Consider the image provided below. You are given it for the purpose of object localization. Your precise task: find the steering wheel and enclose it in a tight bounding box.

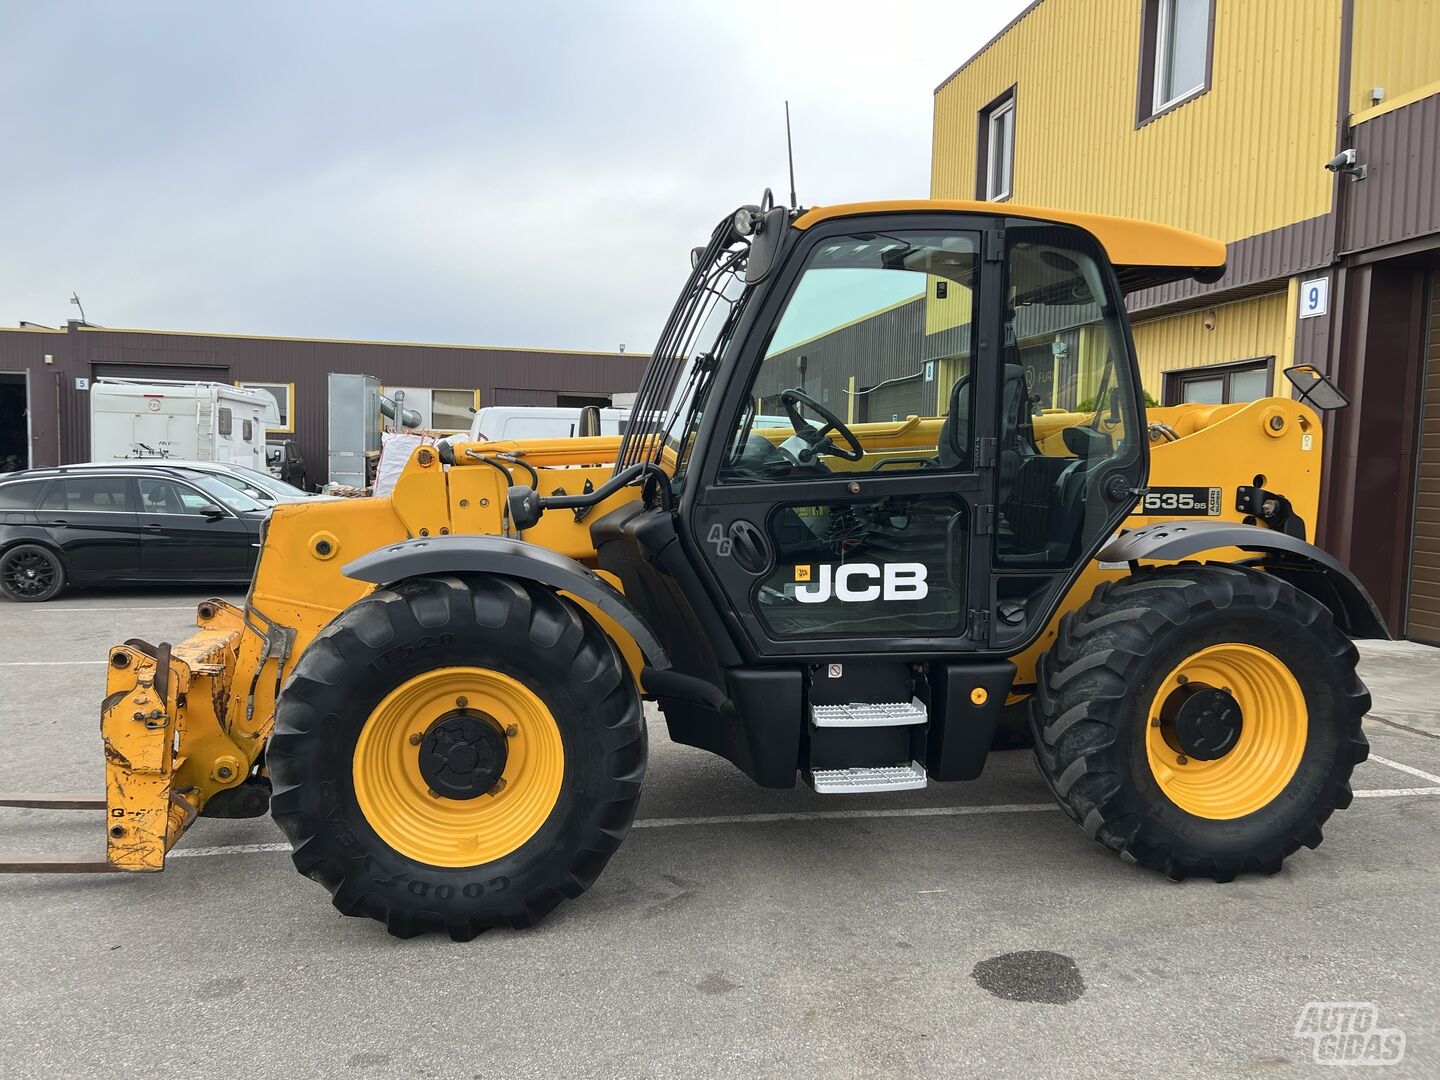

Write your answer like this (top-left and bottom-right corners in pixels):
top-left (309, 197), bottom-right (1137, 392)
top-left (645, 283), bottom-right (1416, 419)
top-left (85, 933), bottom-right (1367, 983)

top-left (779, 388), bottom-right (865, 463)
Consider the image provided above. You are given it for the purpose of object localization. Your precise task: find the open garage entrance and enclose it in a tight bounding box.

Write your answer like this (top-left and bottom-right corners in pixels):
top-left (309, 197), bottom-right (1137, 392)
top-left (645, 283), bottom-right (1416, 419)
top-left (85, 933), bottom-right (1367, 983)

top-left (0, 372), bottom-right (29, 473)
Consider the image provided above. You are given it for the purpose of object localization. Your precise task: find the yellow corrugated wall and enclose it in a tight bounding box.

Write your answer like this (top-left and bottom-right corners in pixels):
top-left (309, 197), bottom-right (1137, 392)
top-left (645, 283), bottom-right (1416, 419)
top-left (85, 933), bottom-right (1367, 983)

top-left (932, 0), bottom-right (1340, 244)
top-left (1350, 0), bottom-right (1440, 116)
top-left (1130, 291), bottom-right (1290, 400)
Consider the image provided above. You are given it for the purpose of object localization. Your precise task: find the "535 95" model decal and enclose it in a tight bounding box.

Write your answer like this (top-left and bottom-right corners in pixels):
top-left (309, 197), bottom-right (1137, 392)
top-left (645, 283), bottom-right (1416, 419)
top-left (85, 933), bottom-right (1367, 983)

top-left (1133, 486), bottom-right (1223, 516)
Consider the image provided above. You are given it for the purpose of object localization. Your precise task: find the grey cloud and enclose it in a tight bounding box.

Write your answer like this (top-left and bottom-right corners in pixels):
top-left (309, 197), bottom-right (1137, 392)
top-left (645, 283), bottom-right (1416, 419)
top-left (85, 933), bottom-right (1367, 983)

top-left (1, 1), bottom-right (1028, 350)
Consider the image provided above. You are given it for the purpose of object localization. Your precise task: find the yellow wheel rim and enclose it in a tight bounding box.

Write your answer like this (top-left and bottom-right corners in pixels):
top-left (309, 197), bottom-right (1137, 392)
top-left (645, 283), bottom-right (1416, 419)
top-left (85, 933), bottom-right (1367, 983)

top-left (352, 667), bottom-right (565, 867)
top-left (1144, 643), bottom-right (1307, 820)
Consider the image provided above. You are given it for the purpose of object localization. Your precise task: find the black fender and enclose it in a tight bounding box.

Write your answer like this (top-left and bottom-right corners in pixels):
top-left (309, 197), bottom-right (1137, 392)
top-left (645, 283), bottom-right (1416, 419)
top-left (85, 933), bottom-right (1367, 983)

top-left (1099, 520), bottom-right (1389, 639)
top-left (342, 535), bottom-right (671, 668)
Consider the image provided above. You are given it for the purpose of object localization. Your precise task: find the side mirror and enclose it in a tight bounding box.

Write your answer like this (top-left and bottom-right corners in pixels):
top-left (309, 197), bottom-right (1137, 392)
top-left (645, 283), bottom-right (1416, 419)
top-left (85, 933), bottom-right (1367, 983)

top-left (742, 206), bottom-right (789, 285)
top-left (507, 485), bottom-right (542, 530)
top-left (1283, 365), bottom-right (1349, 410)
top-left (578, 405), bottom-right (603, 438)
top-left (201, 507), bottom-right (226, 522)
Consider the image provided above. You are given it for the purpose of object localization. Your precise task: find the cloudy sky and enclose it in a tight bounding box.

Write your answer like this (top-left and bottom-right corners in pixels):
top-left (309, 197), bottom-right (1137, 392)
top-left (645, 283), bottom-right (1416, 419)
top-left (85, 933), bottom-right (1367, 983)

top-left (1, 2), bottom-right (1027, 352)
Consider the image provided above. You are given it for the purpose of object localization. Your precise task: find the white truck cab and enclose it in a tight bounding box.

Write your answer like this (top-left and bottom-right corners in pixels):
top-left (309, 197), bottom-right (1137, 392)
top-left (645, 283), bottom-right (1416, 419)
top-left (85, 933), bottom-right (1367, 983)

top-left (468, 406), bottom-right (629, 442)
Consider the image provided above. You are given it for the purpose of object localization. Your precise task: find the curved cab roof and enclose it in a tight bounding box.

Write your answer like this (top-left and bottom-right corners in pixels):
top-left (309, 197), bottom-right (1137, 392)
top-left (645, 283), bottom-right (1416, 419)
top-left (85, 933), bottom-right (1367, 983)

top-left (792, 199), bottom-right (1226, 292)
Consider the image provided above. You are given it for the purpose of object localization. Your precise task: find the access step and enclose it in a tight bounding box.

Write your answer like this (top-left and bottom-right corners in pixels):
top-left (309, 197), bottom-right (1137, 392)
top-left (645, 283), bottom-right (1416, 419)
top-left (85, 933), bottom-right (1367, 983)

top-left (810, 698), bottom-right (927, 728)
top-left (809, 761), bottom-right (927, 794)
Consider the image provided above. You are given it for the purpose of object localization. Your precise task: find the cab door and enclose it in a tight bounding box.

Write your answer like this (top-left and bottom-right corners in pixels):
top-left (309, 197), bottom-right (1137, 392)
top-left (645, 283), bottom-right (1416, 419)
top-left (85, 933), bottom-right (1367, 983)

top-left (685, 218), bottom-right (1003, 659)
top-left (683, 215), bottom-right (1148, 661)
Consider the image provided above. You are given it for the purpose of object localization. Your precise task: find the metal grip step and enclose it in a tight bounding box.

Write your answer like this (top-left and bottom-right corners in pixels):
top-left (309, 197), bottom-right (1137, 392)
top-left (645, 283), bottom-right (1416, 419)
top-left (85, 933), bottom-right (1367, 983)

top-left (809, 761), bottom-right (927, 794)
top-left (810, 698), bottom-right (927, 728)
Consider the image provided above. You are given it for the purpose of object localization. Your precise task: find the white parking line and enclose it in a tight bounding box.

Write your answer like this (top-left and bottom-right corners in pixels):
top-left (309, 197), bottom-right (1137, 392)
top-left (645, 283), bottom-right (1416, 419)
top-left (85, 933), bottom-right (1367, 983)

top-left (0, 661), bottom-right (109, 667)
top-left (1368, 753), bottom-right (1440, 786)
top-left (167, 804), bottom-right (1058, 859)
top-left (1352, 787), bottom-right (1440, 798)
top-left (169, 842), bottom-right (290, 859)
top-left (161, 789), bottom-right (1440, 860)
top-left (12, 606), bottom-right (203, 613)
top-left (630, 802), bottom-right (1057, 828)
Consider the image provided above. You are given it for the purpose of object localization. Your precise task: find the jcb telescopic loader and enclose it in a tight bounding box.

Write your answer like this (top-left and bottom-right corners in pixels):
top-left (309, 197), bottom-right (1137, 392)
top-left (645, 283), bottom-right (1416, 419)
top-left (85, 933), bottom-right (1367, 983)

top-left (2, 196), bottom-right (1385, 939)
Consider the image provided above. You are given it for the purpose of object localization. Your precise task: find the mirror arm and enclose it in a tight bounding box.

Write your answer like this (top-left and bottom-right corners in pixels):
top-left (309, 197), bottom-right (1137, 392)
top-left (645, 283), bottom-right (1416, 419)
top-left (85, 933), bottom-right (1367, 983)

top-left (506, 463), bottom-right (674, 530)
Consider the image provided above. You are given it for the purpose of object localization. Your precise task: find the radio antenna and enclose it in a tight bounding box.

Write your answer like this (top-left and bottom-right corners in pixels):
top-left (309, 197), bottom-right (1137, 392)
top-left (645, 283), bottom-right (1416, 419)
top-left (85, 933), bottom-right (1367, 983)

top-left (785, 100), bottom-right (798, 209)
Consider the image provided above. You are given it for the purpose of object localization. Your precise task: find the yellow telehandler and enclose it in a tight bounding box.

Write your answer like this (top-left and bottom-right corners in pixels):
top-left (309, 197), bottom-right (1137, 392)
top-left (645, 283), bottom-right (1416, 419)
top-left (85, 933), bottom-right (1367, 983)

top-left (1, 196), bottom-right (1384, 938)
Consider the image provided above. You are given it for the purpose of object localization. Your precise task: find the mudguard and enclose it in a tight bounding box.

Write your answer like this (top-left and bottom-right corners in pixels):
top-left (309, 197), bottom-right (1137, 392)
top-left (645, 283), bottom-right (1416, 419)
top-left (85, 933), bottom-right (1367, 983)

top-left (1100, 520), bottom-right (1389, 639)
top-left (342, 535), bottom-right (671, 668)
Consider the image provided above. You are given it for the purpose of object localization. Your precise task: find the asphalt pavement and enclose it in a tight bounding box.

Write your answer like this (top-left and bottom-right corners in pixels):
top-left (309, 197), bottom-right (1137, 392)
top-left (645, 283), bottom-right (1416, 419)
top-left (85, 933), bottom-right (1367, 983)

top-left (0, 588), bottom-right (1436, 1079)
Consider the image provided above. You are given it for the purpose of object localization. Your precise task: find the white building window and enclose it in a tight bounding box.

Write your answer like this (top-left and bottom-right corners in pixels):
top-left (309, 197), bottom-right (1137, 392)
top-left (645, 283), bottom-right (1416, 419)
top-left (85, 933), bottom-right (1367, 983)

top-left (1151, 0), bottom-right (1210, 114)
top-left (383, 386), bottom-right (478, 432)
top-left (981, 91), bottom-right (1015, 201)
top-left (238, 381), bottom-right (294, 432)
top-left (1164, 357), bottom-right (1273, 406)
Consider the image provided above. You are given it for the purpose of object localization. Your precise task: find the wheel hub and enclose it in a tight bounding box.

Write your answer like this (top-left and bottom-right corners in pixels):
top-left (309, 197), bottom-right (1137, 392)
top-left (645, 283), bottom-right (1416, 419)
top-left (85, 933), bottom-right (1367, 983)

top-left (1160, 683), bottom-right (1243, 761)
top-left (417, 713), bottom-right (508, 799)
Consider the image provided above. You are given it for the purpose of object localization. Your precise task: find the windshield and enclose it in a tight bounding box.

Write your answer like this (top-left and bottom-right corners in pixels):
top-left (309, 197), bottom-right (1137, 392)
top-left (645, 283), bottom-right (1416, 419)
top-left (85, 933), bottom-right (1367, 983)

top-left (210, 473), bottom-right (274, 501)
top-left (614, 212), bottom-right (756, 491)
top-left (225, 463), bottom-right (310, 498)
top-left (184, 472), bottom-right (268, 512)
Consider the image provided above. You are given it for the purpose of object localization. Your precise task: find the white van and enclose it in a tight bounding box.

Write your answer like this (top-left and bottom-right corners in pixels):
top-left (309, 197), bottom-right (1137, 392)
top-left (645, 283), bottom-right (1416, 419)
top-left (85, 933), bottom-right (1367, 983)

top-left (468, 406), bottom-right (629, 443)
top-left (89, 379), bottom-right (279, 471)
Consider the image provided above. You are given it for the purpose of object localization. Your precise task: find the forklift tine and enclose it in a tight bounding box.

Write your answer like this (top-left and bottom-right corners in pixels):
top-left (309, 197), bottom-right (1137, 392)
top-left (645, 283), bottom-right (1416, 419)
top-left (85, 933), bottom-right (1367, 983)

top-left (0, 853), bottom-right (119, 873)
top-left (0, 794), bottom-right (107, 810)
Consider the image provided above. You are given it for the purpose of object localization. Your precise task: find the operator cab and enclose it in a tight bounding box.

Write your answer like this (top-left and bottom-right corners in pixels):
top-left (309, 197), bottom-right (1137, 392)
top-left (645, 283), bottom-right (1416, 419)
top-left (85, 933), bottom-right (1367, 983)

top-left (559, 195), bottom-right (1222, 789)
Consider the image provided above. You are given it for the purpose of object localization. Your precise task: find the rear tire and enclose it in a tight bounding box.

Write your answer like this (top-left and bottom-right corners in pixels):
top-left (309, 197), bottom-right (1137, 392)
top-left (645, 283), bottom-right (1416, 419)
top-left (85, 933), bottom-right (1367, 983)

top-left (269, 574), bottom-right (645, 939)
top-left (1029, 563), bottom-right (1369, 881)
top-left (0, 544), bottom-right (65, 603)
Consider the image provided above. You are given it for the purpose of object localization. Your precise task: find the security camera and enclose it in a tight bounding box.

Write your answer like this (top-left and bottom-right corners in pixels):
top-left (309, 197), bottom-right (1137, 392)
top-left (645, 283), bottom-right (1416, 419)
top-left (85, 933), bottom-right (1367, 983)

top-left (1324, 148), bottom-right (1367, 179)
top-left (1324, 149), bottom-right (1355, 172)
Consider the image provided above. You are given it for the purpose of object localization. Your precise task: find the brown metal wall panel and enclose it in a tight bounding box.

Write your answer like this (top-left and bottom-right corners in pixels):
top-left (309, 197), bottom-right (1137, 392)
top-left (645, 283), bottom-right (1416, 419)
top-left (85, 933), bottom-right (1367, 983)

top-left (758, 297), bottom-right (965, 423)
top-left (492, 387), bottom-right (559, 406)
top-left (1406, 269), bottom-right (1440, 642)
top-left (0, 326), bottom-right (647, 484)
top-left (1345, 92), bottom-right (1440, 257)
top-left (0, 329), bottom-right (68, 471)
top-left (1320, 260), bottom-right (1431, 632)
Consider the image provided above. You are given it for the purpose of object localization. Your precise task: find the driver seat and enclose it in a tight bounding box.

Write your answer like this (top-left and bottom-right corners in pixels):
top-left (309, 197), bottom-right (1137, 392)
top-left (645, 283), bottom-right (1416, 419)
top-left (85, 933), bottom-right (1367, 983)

top-left (936, 363), bottom-right (1028, 504)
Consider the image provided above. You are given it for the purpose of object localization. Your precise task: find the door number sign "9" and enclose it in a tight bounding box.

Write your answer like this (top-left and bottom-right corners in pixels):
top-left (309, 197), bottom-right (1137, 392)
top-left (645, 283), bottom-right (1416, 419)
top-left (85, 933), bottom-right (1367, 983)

top-left (1299, 277), bottom-right (1329, 319)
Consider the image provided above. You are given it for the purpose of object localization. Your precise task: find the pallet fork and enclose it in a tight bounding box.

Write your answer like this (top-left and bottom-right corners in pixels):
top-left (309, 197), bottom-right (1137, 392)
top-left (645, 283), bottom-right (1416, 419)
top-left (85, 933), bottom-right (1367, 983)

top-left (0, 601), bottom-right (277, 874)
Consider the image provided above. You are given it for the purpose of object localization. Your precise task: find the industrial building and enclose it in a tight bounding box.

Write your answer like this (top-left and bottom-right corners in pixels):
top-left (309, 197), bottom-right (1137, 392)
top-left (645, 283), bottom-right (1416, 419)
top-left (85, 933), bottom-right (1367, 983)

top-left (0, 323), bottom-right (646, 486)
top-left (930, 0), bottom-right (1440, 640)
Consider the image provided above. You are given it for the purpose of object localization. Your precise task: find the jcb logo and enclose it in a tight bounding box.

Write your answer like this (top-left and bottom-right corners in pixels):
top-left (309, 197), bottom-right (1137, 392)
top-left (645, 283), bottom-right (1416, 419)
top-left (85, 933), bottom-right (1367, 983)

top-left (792, 563), bottom-right (929, 604)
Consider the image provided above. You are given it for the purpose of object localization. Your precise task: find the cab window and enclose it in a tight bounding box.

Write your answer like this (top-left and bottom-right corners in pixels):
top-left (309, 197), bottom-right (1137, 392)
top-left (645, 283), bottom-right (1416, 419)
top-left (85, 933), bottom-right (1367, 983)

top-left (719, 231), bottom-right (979, 482)
top-left (993, 224), bottom-right (1141, 567)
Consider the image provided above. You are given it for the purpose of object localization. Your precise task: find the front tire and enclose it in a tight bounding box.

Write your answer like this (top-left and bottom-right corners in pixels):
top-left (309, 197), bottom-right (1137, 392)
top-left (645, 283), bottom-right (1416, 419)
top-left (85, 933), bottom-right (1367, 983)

top-left (269, 574), bottom-right (645, 939)
top-left (0, 544), bottom-right (65, 602)
top-left (1030, 563), bottom-right (1369, 881)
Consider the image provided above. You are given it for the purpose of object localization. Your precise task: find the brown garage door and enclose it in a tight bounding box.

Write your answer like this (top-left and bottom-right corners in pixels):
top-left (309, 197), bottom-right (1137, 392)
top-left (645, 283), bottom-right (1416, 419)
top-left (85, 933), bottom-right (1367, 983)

top-left (859, 374), bottom-right (928, 423)
top-left (92, 361), bottom-right (230, 384)
top-left (1406, 270), bottom-right (1440, 643)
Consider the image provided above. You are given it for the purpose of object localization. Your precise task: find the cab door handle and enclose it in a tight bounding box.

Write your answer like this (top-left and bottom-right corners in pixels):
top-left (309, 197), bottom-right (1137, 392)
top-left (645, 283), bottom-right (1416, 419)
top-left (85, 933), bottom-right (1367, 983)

top-left (727, 520), bottom-right (770, 574)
